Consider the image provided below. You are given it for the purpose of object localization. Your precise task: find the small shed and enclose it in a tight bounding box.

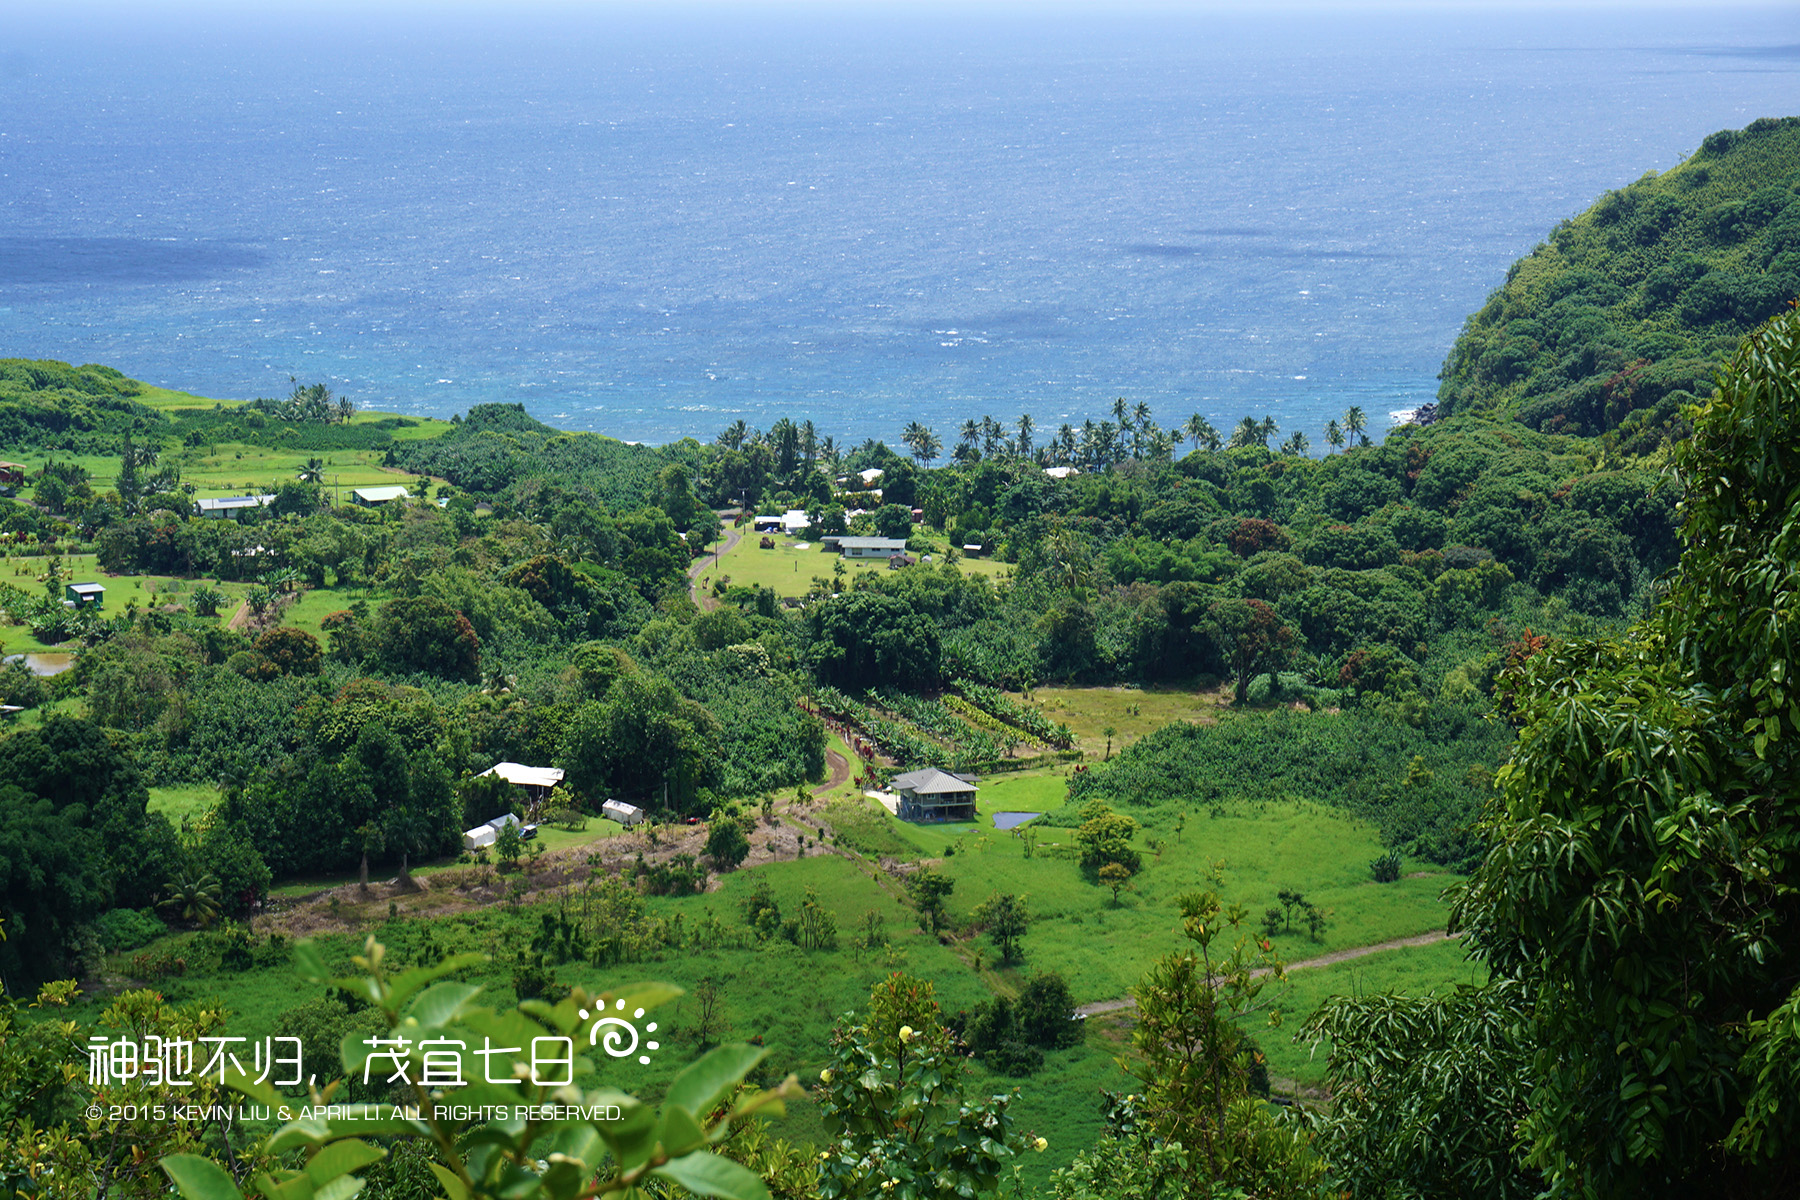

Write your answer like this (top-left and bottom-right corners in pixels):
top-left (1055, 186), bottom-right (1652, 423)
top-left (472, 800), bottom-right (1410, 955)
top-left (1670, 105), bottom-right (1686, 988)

top-left (66, 582), bottom-right (106, 609)
top-left (602, 800), bottom-right (646, 827)
top-left (352, 485), bottom-right (410, 506)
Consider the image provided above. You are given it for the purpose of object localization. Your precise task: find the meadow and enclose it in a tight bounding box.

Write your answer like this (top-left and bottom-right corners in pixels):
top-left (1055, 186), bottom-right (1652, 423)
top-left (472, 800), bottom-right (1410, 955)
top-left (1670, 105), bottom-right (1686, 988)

top-left (693, 523), bottom-right (1013, 602)
top-left (1013, 684), bottom-right (1224, 761)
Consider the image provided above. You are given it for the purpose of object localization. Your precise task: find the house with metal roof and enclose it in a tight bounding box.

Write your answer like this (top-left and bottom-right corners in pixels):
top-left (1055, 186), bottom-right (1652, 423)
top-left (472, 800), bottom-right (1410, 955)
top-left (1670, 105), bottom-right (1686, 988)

top-left (477, 761), bottom-right (564, 802)
top-left (195, 494), bottom-right (275, 519)
top-left (831, 536), bottom-right (912, 560)
top-left (891, 767), bottom-right (979, 823)
top-left (352, 485), bottom-right (411, 506)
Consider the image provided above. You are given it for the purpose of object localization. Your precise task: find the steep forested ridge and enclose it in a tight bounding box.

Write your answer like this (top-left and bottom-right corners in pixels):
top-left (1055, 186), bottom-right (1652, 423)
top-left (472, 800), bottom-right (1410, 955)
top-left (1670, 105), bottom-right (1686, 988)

top-left (1438, 116), bottom-right (1800, 450)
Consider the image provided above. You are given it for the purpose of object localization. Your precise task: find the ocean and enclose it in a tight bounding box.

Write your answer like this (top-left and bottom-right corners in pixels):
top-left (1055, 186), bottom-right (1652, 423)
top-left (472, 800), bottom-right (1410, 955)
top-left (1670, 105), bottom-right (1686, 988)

top-left (2, 4), bottom-right (1797, 447)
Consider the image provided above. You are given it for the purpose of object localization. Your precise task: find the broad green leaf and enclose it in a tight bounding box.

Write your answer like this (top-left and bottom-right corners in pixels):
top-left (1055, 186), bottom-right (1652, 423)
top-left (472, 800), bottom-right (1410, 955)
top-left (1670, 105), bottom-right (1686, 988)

top-left (664, 1044), bottom-right (766, 1122)
top-left (385, 953), bottom-right (488, 1012)
top-left (427, 1164), bottom-right (468, 1200)
top-left (162, 1154), bottom-right (246, 1200)
top-left (291, 940), bottom-right (329, 983)
top-left (405, 980), bottom-right (484, 1028)
top-left (303, 1139), bottom-right (386, 1186)
top-left (657, 1102), bottom-right (708, 1156)
top-left (650, 1151), bottom-right (772, 1200)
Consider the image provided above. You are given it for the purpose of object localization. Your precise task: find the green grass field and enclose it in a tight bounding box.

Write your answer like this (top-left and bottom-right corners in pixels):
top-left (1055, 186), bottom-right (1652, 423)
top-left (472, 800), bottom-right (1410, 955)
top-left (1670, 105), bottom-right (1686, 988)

top-left (693, 524), bottom-right (1012, 602)
top-left (907, 796), bottom-right (1455, 1005)
top-left (1014, 684), bottom-right (1225, 760)
top-left (1, 555), bottom-right (257, 652)
top-left (1259, 935), bottom-right (1487, 1090)
top-left (148, 783), bottom-right (223, 827)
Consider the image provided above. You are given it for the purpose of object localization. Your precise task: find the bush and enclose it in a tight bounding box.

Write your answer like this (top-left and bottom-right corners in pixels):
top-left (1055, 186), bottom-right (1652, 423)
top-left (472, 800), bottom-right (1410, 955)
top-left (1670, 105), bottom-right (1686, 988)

top-left (1370, 850), bottom-right (1403, 883)
top-left (91, 907), bottom-right (167, 952)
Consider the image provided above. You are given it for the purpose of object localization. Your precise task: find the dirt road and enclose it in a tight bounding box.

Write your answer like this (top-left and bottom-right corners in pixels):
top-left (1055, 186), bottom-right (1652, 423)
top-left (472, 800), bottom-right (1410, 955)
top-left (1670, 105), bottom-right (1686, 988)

top-left (1074, 930), bottom-right (1462, 1016)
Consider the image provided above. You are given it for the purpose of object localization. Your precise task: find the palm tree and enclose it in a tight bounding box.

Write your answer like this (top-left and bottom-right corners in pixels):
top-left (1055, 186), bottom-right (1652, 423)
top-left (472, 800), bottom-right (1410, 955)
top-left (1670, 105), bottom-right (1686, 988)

top-left (902, 422), bottom-right (941, 468)
top-left (818, 436), bottom-right (840, 471)
top-left (1184, 413), bottom-right (1219, 453)
top-left (958, 418), bottom-right (981, 455)
top-left (1258, 415), bottom-right (1279, 446)
top-left (336, 397), bottom-right (355, 423)
top-left (1131, 402), bottom-right (1153, 457)
top-left (1058, 423), bottom-right (1078, 465)
top-left (1229, 416), bottom-right (1262, 449)
top-left (1325, 419), bottom-right (1345, 454)
top-left (800, 419), bottom-right (818, 473)
top-left (1145, 426), bottom-right (1175, 461)
top-left (1111, 396), bottom-right (1131, 431)
top-left (717, 419), bottom-right (749, 450)
top-left (298, 457), bottom-right (325, 484)
top-left (1016, 413), bottom-right (1035, 458)
top-left (1281, 431), bottom-right (1310, 456)
top-left (980, 415), bottom-right (1005, 458)
top-left (158, 870), bottom-right (223, 929)
top-left (1344, 406), bottom-right (1367, 448)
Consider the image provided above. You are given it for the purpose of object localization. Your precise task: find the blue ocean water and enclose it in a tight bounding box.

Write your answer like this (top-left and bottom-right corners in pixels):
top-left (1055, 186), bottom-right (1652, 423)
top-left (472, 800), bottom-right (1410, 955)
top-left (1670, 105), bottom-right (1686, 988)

top-left (1, 5), bottom-right (1797, 447)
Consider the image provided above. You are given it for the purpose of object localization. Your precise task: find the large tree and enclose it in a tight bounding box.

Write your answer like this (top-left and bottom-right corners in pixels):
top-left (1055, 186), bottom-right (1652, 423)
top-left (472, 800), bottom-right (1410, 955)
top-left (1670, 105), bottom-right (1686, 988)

top-left (1445, 306), bottom-right (1800, 1196)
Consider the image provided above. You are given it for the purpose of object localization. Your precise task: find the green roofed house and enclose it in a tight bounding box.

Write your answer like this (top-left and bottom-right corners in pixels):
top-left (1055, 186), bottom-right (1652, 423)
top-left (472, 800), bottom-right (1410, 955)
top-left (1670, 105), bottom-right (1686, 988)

top-left (891, 767), bottom-right (979, 823)
top-left (65, 582), bottom-right (105, 609)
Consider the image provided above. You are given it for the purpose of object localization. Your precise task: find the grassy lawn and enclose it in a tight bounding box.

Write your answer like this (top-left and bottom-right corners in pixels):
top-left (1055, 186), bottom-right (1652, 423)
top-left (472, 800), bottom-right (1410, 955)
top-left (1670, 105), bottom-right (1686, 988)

top-left (1015, 683), bottom-right (1225, 760)
top-left (2, 556), bottom-right (256, 652)
top-left (693, 524), bottom-right (1012, 602)
top-left (911, 797), bottom-right (1455, 1005)
top-left (279, 585), bottom-right (389, 636)
top-left (1259, 934), bottom-right (1487, 1090)
top-left (149, 783), bottom-right (223, 827)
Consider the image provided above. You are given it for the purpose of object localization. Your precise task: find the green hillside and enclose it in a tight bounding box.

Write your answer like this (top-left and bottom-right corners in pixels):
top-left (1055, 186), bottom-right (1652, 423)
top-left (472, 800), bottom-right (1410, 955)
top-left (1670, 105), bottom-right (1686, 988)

top-left (1437, 116), bottom-right (1800, 451)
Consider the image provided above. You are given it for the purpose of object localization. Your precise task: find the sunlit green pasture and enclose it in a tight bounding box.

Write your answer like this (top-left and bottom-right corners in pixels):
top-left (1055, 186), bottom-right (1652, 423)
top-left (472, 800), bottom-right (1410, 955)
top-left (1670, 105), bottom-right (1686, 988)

top-left (909, 797), bottom-right (1455, 1005)
top-left (693, 524), bottom-right (1011, 602)
top-left (1015, 683), bottom-right (1225, 760)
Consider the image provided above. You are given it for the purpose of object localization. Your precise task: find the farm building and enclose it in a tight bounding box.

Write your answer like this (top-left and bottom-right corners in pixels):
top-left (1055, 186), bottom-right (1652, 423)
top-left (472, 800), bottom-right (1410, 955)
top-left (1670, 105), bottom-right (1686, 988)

top-left (462, 812), bottom-right (524, 851)
top-left (65, 582), bottom-right (105, 609)
top-left (477, 762), bottom-right (564, 804)
top-left (602, 800), bottom-right (646, 826)
top-left (891, 767), bottom-right (979, 823)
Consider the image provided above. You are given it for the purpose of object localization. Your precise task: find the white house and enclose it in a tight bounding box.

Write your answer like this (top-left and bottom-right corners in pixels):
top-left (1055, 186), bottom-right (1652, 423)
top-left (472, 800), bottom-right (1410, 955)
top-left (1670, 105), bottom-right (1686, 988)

top-left (857, 467), bottom-right (885, 486)
top-left (1043, 466), bottom-right (1081, 480)
top-left (602, 800), bottom-right (646, 827)
top-left (195, 494), bottom-right (275, 519)
top-left (891, 768), bottom-right (979, 823)
top-left (834, 536), bottom-right (911, 560)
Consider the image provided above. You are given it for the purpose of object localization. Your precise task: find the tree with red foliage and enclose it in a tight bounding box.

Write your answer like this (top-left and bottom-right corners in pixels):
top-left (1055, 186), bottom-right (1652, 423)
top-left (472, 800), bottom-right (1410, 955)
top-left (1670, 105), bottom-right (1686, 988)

top-left (1206, 597), bottom-right (1295, 705)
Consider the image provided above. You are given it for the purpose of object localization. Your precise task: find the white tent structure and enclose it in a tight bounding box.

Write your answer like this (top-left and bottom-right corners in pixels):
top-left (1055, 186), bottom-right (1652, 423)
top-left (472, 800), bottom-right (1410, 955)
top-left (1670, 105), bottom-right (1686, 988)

top-left (462, 812), bottom-right (524, 852)
top-left (602, 800), bottom-right (646, 826)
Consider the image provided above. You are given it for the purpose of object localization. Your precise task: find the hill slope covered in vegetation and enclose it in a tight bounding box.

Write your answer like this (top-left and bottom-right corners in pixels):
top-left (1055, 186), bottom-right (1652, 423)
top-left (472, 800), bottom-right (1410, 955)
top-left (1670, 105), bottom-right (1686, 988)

top-left (1436, 115), bottom-right (1800, 451)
